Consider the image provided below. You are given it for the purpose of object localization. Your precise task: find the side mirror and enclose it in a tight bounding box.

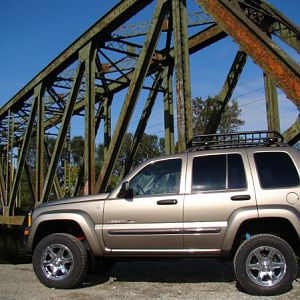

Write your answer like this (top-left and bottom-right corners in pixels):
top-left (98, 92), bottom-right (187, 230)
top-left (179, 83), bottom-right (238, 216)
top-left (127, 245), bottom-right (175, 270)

top-left (118, 181), bottom-right (133, 199)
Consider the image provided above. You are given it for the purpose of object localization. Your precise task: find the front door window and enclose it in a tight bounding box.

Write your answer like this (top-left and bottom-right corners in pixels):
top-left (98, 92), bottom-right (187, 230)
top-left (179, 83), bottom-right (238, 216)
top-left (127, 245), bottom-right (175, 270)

top-left (130, 159), bottom-right (182, 196)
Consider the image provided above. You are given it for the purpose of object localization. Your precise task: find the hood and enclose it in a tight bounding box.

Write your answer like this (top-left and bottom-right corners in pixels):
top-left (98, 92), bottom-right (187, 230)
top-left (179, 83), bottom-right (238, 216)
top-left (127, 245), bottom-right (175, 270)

top-left (38, 193), bottom-right (109, 208)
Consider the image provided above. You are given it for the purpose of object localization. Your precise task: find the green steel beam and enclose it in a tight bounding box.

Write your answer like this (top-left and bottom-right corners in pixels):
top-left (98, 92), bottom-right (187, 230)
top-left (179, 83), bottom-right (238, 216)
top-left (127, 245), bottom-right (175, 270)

top-left (172, 0), bottom-right (193, 151)
top-left (258, 0), bottom-right (300, 53)
top-left (163, 64), bottom-right (175, 155)
top-left (35, 83), bottom-right (45, 203)
top-left (179, 0), bottom-right (193, 145)
top-left (47, 87), bottom-right (64, 110)
top-left (272, 23), bottom-right (300, 54)
top-left (264, 73), bottom-right (280, 132)
top-left (123, 70), bottom-right (164, 177)
top-left (262, 33), bottom-right (280, 132)
top-left (196, 0), bottom-right (300, 107)
top-left (162, 14), bottom-right (175, 155)
top-left (235, 0), bottom-right (300, 53)
top-left (44, 139), bottom-right (64, 200)
top-left (42, 61), bottom-right (85, 201)
top-left (0, 159), bottom-right (6, 208)
top-left (97, 0), bottom-right (169, 192)
top-left (103, 97), bottom-right (112, 156)
top-left (16, 25), bottom-right (226, 138)
top-left (83, 43), bottom-right (97, 195)
top-left (95, 97), bottom-right (105, 121)
top-left (72, 99), bottom-right (107, 198)
top-left (92, 26), bottom-right (225, 104)
top-left (0, 215), bottom-right (24, 226)
top-left (72, 163), bottom-right (84, 198)
top-left (188, 24), bottom-right (226, 54)
top-left (283, 116), bottom-right (300, 145)
top-left (5, 111), bottom-right (12, 202)
top-left (64, 132), bottom-right (72, 195)
top-left (8, 97), bottom-right (38, 214)
top-left (24, 162), bottom-right (36, 207)
top-left (95, 54), bottom-right (112, 156)
top-left (205, 50), bottom-right (248, 134)
top-left (9, 114), bottom-right (14, 197)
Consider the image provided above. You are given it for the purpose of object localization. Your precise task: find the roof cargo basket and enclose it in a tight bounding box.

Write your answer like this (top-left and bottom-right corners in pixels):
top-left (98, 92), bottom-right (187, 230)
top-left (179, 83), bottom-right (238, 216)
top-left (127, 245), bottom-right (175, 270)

top-left (187, 131), bottom-right (285, 150)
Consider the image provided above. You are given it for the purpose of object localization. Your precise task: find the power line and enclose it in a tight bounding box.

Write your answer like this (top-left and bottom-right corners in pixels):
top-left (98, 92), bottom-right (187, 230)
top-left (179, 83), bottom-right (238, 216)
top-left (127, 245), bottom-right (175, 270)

top-left (234, 87), bottom-right (264, 99)
top-left (239, 90), bottom-right (284, 107)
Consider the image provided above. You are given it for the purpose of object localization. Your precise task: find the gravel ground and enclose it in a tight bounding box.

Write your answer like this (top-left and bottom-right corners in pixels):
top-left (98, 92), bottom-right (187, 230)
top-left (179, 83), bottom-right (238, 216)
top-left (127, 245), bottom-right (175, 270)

top-left (0, 258), bottom-right (300, 300)
top-left (1, 230), bottom-right (300, 299)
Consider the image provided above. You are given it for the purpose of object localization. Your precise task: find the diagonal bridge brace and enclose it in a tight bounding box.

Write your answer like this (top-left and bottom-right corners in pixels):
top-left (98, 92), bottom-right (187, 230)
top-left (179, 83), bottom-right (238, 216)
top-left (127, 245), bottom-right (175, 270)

top-left (195, 0), bottom-right (300, 107)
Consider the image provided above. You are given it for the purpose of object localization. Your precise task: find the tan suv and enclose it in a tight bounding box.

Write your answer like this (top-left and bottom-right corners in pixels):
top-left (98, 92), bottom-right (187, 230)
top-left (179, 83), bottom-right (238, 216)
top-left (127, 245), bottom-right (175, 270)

top-left (23, 131), bottom-right (300, 295)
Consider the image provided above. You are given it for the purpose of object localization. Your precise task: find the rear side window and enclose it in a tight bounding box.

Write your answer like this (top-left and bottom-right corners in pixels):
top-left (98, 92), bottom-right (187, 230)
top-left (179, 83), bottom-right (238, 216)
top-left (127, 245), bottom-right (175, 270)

top-left (254, 152), bottom-right (300, 189)
top-left (228, 154), bottom-right (247, 189)
top-left (192, 154), bottom-right (246, 192)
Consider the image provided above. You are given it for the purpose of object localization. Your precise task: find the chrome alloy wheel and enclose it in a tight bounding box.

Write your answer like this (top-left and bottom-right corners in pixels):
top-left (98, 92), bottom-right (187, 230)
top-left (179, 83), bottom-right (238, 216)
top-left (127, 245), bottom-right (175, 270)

top-left (41, 244), bottom-right (74, 281)
top-left (246, 246), bottom-right (286, 287)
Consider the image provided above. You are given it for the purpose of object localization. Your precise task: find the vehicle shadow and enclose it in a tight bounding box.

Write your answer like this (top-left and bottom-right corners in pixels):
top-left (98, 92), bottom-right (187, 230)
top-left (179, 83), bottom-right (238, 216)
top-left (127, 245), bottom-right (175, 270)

top-left (82, 258), bottom-right (236, 287)
top-left (82, 257), bottom-right (300, 288)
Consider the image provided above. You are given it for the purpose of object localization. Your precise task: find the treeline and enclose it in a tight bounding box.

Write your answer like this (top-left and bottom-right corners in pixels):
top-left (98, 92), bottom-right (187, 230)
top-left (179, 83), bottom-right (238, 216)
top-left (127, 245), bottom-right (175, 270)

top-left (60, 132), bottom-right (165, 190)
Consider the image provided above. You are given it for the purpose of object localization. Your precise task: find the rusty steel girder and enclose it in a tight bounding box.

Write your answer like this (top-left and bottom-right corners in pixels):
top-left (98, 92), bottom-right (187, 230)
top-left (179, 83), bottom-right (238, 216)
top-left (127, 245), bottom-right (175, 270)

top-left (196, 0), bottom-right (300, 107)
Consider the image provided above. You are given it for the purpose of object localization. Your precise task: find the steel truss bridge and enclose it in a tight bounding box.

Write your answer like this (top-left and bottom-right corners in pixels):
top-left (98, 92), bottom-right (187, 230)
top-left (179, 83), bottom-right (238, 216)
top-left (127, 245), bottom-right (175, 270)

top-left (0, 0), bottom-right (299, 225)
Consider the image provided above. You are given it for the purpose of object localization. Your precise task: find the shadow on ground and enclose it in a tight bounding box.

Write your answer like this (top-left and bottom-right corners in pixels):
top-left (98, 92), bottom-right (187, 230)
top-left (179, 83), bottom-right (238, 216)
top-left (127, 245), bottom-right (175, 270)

top-left (0, 226), bottom-right (31, 264)
top-left (82, 258), bottom-right (236, 288)
top-left (83, 257), bottom-right (300, 288)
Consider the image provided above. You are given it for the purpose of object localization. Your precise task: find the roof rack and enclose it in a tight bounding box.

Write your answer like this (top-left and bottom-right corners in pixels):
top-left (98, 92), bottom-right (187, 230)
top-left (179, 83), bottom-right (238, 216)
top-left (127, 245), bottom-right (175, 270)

top-left (187, 131), bottom-right (285, 150)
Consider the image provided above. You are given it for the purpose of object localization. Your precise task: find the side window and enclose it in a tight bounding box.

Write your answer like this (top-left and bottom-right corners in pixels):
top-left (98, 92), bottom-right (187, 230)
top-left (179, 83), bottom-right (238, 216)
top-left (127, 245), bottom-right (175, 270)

top-left (228, 154), bottom-right (247, 189)
top-left (130, 159), bottom-right (182, 196)
top-left (254, 152), bottom-right (300, 189)
top-left (192, 154), bottom-right (246, 192)
top-left (193, 155), bottom-right (226, 191)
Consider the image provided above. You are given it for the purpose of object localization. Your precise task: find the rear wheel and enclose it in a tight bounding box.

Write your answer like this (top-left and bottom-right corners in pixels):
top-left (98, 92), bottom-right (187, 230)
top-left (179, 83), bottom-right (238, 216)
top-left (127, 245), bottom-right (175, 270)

top-left (33, 233), bottom-right (88, 289)
top-left (234, 234), bottom-right (297, 296)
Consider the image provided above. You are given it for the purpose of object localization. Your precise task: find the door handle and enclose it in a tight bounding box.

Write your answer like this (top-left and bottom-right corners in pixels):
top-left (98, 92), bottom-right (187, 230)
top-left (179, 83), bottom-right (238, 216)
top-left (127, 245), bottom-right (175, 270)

top-left (157, 199), bottom-right (178, 205)
top-left (231, 195), bottom-right (251, 201)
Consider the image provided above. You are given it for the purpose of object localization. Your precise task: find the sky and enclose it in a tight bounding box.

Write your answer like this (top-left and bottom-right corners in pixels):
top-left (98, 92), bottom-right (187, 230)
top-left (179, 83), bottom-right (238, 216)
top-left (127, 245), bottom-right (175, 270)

top-left (0, 0), bottom-right (299, 139)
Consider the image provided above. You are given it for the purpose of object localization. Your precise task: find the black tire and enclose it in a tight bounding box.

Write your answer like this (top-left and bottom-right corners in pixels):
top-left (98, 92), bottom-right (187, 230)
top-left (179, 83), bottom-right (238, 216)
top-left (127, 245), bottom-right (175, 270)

top-left (33, 233), bottom-right (88, 289)
top-left (234, 234), bottom-right (298, 296)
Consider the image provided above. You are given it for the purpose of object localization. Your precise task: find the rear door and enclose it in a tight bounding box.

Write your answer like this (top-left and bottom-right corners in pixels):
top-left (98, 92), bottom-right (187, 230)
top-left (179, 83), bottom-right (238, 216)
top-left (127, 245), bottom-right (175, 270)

top-left (183, 149), bottom-right (257, 251)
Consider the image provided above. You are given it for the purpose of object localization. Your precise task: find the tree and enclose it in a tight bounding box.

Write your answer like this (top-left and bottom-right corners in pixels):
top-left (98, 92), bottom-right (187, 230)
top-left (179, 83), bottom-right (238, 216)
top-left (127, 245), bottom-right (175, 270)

top-left (113, 133), bottom-right (163, 176)
top-left (70, 136), bottom-right (84, 164)
top-left (95, 133), bottom-right (163, 190)
top-left (192, 96), bottom-right (244, 134)
top-left (135, 134), bottom-right (162, 165)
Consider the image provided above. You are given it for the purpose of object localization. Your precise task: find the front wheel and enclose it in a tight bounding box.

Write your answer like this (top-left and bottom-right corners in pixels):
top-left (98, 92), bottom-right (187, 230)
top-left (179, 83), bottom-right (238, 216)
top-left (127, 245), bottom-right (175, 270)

top-left (234, 234), bottom-right (298, 296)
top-left (33, 233), bottom-right (88, 289)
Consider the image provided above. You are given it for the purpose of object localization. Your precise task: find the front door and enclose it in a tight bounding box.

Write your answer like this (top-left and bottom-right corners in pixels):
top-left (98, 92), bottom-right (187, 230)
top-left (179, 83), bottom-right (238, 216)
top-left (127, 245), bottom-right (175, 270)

top-left (103, 157), bottom-right (185, 253)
